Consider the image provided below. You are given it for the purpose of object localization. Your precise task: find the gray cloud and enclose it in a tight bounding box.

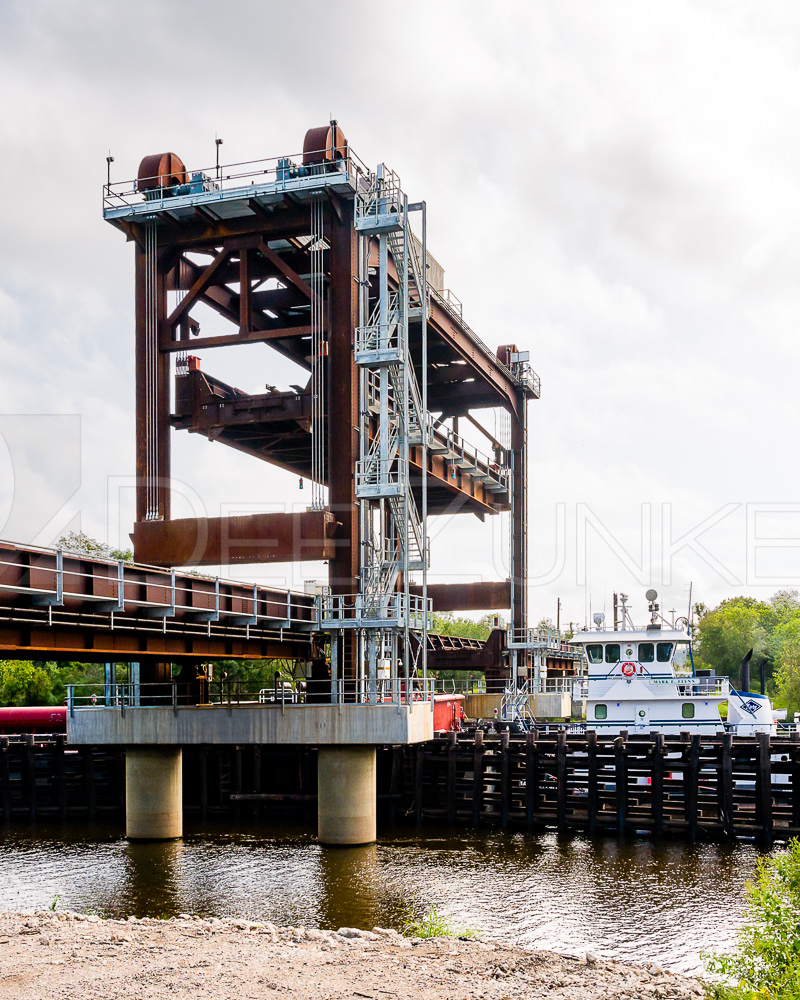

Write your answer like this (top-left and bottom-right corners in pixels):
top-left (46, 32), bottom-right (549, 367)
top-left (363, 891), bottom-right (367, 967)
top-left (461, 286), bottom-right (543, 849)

top-left (0, 0), bottom-right (798, 623)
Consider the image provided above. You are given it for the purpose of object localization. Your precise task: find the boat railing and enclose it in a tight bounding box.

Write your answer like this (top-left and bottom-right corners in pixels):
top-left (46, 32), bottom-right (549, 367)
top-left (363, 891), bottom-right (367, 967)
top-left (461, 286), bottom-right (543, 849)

top-left (534, 677), bottom-right (589, 698)
top-left (587, 670), bottom-right (729, 696)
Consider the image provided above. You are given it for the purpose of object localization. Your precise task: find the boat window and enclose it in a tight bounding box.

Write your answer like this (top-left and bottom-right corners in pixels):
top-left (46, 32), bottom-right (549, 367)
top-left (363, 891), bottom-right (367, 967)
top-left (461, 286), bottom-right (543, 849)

top-left (638, 643), bottom-right (654, 663)
top-left (586, 644), bottom-right (603, 664)
top-left (605, 644), bottom-right (620, 663)
top-left (595, 704), bottom-right (608, 720)
top-left (656, 642), bottom-right (674, 662)
top-left (682, 703), bottom-right (695, 719)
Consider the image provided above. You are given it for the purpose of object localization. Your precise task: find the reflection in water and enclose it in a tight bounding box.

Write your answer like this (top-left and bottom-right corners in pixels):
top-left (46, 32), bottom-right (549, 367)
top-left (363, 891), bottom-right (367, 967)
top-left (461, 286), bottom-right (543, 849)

top-left (0, 819), bottom-right (761, 973)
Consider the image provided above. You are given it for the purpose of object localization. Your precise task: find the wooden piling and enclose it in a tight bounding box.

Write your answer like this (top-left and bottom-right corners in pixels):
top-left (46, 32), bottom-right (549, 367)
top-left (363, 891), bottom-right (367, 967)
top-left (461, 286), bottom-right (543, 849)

top-left (55, 734), bottom-right (68, 821)
top-left (651, 733), bottom-right (664, 839)
top-left (684, 735), bottom-right (700, 841)
top-left (525, 732), bottom-right (536, 832)
top-left (0, 738), bottom-right (9, 822)
top-left (500, 731), bottom-right (510, 829)
top-left (720, 732), bottom-right (734, 840)
top-left (389, 746), bottom-right (402, 826)
top-left (614, 737), bottom-right (626, 836)
top-left (83, 747), bottom-right (96, 822)
top-left (586, 731), bottom-right (598, 835)
top-left (199, 749), bottom-right (208, 821)
top-left (556, 730), bottom-right (567, 834)
top-left (757, 732), bottom-right (773, 847)
top-left (414, 745), bottom-right (424, 825)
top-left (25, 734), bottom-right (36, 821)
top-left (472, 731), bottom-right (485, 827)
top-left (447, 731), bottom-right (457, 825)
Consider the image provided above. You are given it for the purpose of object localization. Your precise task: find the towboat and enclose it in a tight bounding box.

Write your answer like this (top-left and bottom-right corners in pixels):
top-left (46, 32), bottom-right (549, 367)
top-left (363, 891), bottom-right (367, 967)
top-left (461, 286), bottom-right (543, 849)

top-left (569, 590), bottom-right (776, 736)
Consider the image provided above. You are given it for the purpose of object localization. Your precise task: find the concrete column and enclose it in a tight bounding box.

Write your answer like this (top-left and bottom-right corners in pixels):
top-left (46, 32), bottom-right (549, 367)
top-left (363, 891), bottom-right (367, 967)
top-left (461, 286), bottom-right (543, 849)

top-left (318, 746), bottom-right (376, 846)
top-left (125, 747), bottom-right (182, 840)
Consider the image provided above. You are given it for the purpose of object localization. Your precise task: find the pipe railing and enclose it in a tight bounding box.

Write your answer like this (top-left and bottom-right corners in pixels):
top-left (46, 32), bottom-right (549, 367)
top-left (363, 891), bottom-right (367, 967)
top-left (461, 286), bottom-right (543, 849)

top-left (103, 147), bottom-right (371, 215)
top-left (67, 676), bottom-right (439, 714)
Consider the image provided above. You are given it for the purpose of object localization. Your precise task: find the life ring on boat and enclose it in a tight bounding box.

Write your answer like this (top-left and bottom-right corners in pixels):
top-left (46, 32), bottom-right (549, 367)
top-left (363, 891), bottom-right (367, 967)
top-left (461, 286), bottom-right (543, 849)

top-left (621, 662), bottom-right (636, 677)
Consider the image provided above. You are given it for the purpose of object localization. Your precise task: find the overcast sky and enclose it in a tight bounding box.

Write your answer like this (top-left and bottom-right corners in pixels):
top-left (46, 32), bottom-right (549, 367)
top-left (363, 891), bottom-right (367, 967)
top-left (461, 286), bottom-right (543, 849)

top-left (1, 0), bottom-right (799, 627)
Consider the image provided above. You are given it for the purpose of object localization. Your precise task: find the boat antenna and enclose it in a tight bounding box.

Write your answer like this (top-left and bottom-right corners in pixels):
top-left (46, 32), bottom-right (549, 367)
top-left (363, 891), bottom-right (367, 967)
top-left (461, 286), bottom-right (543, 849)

top-left (687, 581), bottom-right (693, 635)
top-left (619, 592), bottom-right (629, 628)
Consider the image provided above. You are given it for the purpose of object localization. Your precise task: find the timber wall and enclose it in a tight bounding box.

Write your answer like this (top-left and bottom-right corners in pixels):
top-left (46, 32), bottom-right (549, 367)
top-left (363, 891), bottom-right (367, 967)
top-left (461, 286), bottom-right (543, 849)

top-left (3, 732), bottom-right (800, 845)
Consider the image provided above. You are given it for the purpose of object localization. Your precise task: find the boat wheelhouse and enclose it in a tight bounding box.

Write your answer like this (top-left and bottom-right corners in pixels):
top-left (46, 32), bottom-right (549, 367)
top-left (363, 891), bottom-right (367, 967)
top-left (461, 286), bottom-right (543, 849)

top-left (570, 624), bottom-right (727, 735)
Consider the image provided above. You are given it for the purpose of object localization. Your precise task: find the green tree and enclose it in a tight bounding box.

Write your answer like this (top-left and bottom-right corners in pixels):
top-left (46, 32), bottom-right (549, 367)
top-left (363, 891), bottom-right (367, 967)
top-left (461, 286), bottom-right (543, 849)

top-left (695, 597), bottom-right (774, 688)
top-left (773, 638), bottom-right (800, 722)
top-left (0, 661), bottom-right (55, 706)
top-left (430, 612), bottom-right (496, 641)
top-left (704, 838), bottom-right (800, 998)
top-left (56, 530), bottom-right (132, 563)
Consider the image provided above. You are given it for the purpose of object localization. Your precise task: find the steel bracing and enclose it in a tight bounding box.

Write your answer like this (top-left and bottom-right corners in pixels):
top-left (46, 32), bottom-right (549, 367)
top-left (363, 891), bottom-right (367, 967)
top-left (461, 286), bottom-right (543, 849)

top-left (95, 123), bottom-right (545, 700)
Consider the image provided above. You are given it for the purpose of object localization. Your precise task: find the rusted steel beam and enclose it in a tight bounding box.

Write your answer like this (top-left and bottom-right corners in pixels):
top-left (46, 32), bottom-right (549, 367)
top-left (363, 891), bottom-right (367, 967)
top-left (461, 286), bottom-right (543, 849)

top-left (131, 510), bottom-right (339, 567)
top-left (161, 325), bottom-right (314, 353)
top-left (409, 581), bottom-right (510, 612)
top-left (257, 240), bottom-right (318, 304)
top-left (133, 210), bottom-right (316, 250)
top-left (327, 196), bottom-right (359, 596)
top-left (376, 244), bottom-right (520, 411)
top-left (135, 241), bottom-right (171, 523)
top-left (167, 256), bottom-right (312, 371)
top-left (426, 628), bottom-right (507, 674)
top-left (239, 247), bottom-right (251, 334)
top-left (0, 618), bottom-right (310, 662)
top-left (166, 247), bottom-right (229, 329)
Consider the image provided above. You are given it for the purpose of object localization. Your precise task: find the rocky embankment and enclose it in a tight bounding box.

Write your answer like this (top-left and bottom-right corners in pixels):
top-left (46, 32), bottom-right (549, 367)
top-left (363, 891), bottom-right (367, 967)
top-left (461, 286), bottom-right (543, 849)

top-left (0, 911), bottom-right (705, 999)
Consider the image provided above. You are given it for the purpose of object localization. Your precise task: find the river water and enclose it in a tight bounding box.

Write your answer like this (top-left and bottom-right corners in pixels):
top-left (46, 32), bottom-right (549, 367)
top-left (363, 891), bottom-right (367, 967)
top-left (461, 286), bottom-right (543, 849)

top-left (0, 820), bottom-right (762, 974)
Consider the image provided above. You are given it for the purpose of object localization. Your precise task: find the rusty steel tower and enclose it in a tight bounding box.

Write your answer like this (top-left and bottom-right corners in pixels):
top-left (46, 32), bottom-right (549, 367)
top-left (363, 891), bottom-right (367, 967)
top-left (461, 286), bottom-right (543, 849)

top-left (103, 122), bottom-right (540, 702)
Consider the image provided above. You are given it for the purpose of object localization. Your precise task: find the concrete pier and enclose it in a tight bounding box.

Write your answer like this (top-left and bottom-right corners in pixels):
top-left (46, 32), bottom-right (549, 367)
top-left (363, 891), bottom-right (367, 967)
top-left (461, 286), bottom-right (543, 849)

top-left (317, 746), bottom-right (376, 846)
top-left (125, 747), bottom-right (183, 840)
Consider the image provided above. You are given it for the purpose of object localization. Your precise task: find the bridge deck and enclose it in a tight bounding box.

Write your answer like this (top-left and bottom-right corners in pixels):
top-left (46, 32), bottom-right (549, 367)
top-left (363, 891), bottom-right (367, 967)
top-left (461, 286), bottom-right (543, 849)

top-left (0, 540), bottom-right (315, 661)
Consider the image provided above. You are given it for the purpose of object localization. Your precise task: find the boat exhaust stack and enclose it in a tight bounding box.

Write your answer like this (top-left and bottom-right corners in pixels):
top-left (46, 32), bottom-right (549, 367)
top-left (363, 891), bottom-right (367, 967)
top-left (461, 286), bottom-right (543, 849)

top-left (741, 648), bottom-right (753, 693)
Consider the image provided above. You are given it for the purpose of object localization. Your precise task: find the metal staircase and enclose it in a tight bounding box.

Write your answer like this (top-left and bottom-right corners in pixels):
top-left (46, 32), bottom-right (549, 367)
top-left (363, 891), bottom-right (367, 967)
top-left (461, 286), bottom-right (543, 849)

top-left (320, 162), bottom-right (431, 703)
top-left (502, 680), bottom-right (535, 726)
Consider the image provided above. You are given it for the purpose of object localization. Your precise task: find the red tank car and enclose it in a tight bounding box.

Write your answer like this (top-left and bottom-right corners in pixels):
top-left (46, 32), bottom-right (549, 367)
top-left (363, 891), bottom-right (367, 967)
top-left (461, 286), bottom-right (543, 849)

top-left (0, 706), bottom-right (67, 735)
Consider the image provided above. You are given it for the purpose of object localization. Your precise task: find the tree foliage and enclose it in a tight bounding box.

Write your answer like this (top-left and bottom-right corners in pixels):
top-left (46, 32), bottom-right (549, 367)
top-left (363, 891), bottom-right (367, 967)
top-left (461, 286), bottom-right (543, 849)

top-left (56, 531), bottom-right (132, 563)
top-left (0, 661), bottom-right (55, 706)
top-left (704, 838), bottom-right (800, 999)
top-left (695, 591), bottom-right (800, 709)
top-left (430, 612), bottom-right (497, 641)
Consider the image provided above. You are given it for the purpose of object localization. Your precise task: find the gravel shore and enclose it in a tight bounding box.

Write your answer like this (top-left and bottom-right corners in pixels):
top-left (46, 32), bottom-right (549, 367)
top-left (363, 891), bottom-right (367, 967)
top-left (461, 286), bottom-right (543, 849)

top-left (0, 911), bottom-right (706, 999)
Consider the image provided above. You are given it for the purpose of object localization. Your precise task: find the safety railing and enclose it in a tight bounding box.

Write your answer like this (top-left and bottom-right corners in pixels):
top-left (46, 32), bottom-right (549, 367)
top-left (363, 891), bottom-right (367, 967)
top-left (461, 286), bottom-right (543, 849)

top-left (355, 165), bottom-right (404, 222)
top-left (103, 147), bottom-right (371, 216)
top-left (428, 678), bottom-right (487, 695)
top-left (317, 592), bottom-right (433, 630)
top-left (534, 677), bottom-right (589, 697)
top-left (427, 285), bottom-right (540, 398)
top-left (355, 295), bottom-right (403, 364)
top-left (509, 358), bottom-right (542, 398)
top-left (509, 626), bottom-right (584, 656)
top-left (586, 668), bottom-right (730, 697)
top-left (354, 456), bottom-right (406, 499)
top-left (67, 676), bottom-right (437, 712)
top-left (0, 539), bottom-right (315, 630)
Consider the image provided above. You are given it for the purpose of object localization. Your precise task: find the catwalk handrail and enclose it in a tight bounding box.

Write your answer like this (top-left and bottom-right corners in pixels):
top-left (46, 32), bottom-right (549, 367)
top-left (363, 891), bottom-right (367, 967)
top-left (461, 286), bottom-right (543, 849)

top-left (67, 677), bottom-right (437, 713)
top-left (102, 146), bottom-right (371, 212)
